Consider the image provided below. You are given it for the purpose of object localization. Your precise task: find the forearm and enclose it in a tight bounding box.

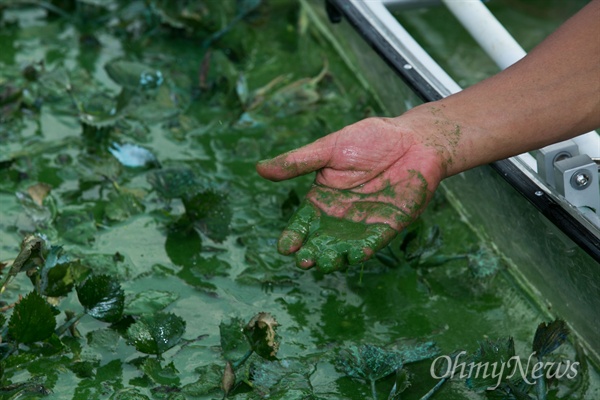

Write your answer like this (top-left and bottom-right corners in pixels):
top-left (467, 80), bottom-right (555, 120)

top-left (404, 0), bottom-right (600, 178)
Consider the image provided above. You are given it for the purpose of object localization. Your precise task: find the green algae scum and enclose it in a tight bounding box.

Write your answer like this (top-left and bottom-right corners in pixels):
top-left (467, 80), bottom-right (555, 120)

top-left (0, 1), bottom-right (598, 399)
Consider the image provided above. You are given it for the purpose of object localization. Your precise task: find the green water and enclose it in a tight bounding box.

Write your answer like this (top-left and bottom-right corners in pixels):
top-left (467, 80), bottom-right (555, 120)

top-left (0, 1), bottom-right (597, 399)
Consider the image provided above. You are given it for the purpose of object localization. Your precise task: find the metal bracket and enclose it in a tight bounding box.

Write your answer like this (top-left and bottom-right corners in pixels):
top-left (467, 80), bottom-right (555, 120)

top-left (535, 140), bottom-right (579, 188)
top-left (554, 154), bottom-right (600, 213)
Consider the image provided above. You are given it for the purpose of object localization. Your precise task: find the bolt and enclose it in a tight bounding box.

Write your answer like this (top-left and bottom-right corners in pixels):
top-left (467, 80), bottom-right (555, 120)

top-left (570, 169), bottom-right (593, 191)
top-left (575, 173), bottom-right (590, 187)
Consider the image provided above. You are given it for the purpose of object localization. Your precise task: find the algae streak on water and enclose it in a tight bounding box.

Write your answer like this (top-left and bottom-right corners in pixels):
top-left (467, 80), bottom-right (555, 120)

top-left (0, 1), bottom-right (597, 399)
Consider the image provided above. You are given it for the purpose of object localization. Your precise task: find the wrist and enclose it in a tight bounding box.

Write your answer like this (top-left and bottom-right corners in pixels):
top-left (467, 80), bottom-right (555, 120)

top-left (398, 102), bottom-right (475, 179)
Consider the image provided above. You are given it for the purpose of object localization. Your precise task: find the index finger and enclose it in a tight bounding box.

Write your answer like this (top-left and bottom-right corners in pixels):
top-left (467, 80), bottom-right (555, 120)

top-left (256, 137), bottom-right (334, 181)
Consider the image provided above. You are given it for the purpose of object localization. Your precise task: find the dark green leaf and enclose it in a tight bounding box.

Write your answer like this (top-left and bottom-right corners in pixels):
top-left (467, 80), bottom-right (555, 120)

top-left (54, 209), bottom-right (97, 245)
top-left (104, 190), bottom-right (146, 221)
top-left (147, 167), bottom-right (202, 199)
top-left (111, 388), bottom-right (151, 400)
top-left (165, 224), bottom-right (202, 267)
top-left (243, 312), bottom-right (279, 361)
top-left (532, 319), bottom-right (569, 358)
top-left (466, 337), bottom-right (516, 392)
top-left (391, 340), bottom-right (439, 364)
top-left (80, 253), bottom-right (133, 279)
top-left (126, 312), bottom-right (186, 356)
top-left (335, 344), bottom-right (404, 383)
top-left (69, 360), bottom-right (99, 379)
top-left (181, 364), bottom-right (222, 397)
top-left (220, 317), bottom-right (251, 362)
top-left (8, 291), bottom-right (57, 344)
top-left (31, 245), bottom-right (90, 297)
top-left (182, 189), bottom-right (232, 242)
top-left (73, 359), bottom-right (123, 398)
top-left (1, 235), bottom-right (45, 294)
top-left (139, 358), bottom-right (180, 386)
top-left (105, 59), bottom-right (165, 90)
top-left (87, 328), bottom-right (122, 353)
top-left (250, 358), bottom-right (315, 399)
top-left (124, 290), bottom-right (179, 316)
top-left (77, 275), bottom-right (125, 323)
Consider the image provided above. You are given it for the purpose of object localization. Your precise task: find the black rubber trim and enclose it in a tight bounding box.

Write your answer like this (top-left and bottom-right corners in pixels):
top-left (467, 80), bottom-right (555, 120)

top-left (326, 0), bottom-right (600, 262)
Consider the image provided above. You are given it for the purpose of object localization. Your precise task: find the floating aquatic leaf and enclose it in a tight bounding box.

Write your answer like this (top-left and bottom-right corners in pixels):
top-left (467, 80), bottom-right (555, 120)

top-left (109, 388), bottom-right (151, 400)
top-left (1, 235), bottom-right (46, 294)
top-left (124, 290), bottom-right (179, 316)
top-left (38, 66), bottom-right (72, 95)
top-left (8, 291), bottom-right (57, 344)
top-left (165, 224), bottom-right (202, 267)
top-left (220, 317), bottom-right (252, 362)
top-left (87, 328), bottom-right (121, 353)
top-left (147, 167), bottom-right (201, 199)
top-left (30, 245), bottom-right (90, 297)
top-left (139, 358), bottom-right (180, 386)
top-left (73, 359), bottom-right (123, 398)
top-left (221, 361), bottom-right (235, 397)
top-left (0, 381), bottom-right (52, 398)
top-left (182, 188), bottom-right (232, 242)
top-left (105, 190), bottom-right (146, 222)
top-left (109, 142), bottom-right (159, 168)
top-left (0, 84), bottom-right (23, 120)
top-left (77, 92), bottom-right (121, 128)
top-left (250, 358), bottom-right (315, 399)
top-left (402, 223), bottom-right (443, 263)
top-left (180, 364), bottom-right (222, 397)
top-left (68, 360), bottom-right (98, 379)
top-left (16, 188), bottom-right (54, 225)
top-left (532, 319), bottom-right (569, 358)
top-left (27, 182), bottom-right (52, 207)
top-left (243, 312), bottom-right (279, 361)
top-left (468, 246), bottom-right (502, 279)
top-left (79, 252), bottom-right (132, 279)
top-left (105, 59), bottom-right (164, 90)
top-left (54, 209), bottom-right (97, 245)
top-left (77, 274), bottom-right (125, 323)
top-left (255, 60), bottom-right (328, 118)
top-left (336, 344), bottom-right (404, 383)
top-left (152, 0), bottom-right (235, 33)
top-left (466, 337), bottom-right (516, 392)
top-left (126, 312), bottom-right (186, 356)
top-left (390, 340), bottom-right (439, 364)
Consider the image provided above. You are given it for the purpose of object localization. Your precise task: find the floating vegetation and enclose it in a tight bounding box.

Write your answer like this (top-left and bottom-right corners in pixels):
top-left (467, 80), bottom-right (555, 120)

top-left (0, 0), bottom-right (596, 399)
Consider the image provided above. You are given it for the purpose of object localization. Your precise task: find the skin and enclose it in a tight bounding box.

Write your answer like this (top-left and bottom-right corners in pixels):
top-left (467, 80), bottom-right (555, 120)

top-left (256, 0), bottom-right (600, 273)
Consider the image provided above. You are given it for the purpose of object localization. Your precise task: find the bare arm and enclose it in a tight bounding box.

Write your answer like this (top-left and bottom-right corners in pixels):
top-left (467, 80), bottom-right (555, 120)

top-left (256, 0), bottom-right (600, 272)
top-left (405, 0), bottom-right (600, 178)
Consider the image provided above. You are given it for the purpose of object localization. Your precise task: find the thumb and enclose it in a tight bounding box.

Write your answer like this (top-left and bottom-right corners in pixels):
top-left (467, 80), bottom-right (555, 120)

top-left (256, 135), bottom-right (335, 181)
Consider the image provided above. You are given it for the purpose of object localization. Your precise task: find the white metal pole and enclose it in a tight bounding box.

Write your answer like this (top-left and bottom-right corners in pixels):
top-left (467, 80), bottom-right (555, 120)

top-left (441, 0), bottom-right (526, 69)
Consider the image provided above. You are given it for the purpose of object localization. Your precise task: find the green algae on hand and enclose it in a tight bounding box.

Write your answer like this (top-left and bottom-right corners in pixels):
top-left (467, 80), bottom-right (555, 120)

top-left (280, 199), bottom-right (397, 273)
top-left (275, 170), bottom-right (433, 273)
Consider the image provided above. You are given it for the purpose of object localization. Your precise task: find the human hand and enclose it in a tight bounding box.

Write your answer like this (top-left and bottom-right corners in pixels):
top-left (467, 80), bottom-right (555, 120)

top-left (256, 116), bottom-right (449, 273)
